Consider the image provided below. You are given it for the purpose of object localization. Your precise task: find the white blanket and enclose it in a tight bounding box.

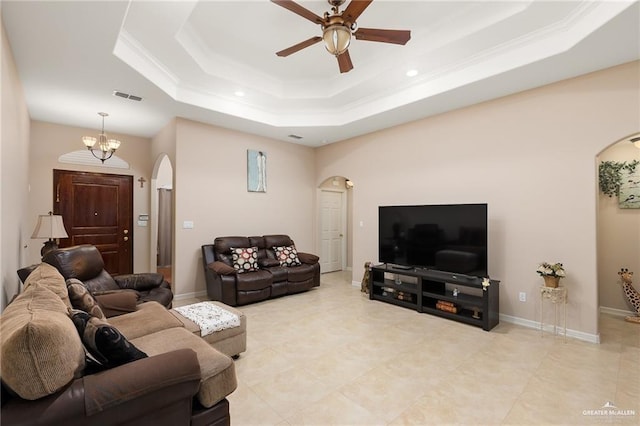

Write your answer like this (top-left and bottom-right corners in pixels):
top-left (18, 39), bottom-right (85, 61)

top-left (174, 302), bottom-right (240, 337)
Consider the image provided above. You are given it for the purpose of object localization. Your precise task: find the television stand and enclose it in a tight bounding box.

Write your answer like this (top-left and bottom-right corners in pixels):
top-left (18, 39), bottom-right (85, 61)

top-left (390, 264), bottom-right (413, 270)
top-left (369, 263), bottom-right (500, 331)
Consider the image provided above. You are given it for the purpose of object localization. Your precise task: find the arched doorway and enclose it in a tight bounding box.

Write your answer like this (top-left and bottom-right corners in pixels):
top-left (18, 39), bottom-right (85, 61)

top-left (150, 154), bottom-right (174, 287)
top-left (596, 132), bottom-right (640, 318)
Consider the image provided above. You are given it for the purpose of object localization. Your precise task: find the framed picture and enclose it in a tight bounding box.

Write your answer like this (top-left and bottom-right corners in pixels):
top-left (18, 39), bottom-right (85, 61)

top-left (247, 150), bottom-right (267, 192)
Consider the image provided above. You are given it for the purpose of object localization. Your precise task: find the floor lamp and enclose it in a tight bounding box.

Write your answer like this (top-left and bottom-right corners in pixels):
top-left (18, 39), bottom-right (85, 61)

top-left (31, 211), bottom-right (68, 257)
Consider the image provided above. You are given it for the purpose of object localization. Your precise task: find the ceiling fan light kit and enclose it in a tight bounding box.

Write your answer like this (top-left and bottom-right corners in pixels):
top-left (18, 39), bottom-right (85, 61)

top-left (272, 0), bottom-right (410, 73)
top-left (323, 24), bottom-right (351, 56)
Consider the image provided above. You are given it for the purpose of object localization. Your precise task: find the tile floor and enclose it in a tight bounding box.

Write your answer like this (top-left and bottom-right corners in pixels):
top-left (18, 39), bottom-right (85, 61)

top-left (179, 271), bottom-right (640, 425)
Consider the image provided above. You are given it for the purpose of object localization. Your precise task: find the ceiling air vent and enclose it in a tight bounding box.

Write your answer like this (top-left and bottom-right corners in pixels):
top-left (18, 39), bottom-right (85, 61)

top-left (113, 91), bottom-right (143, 102)
top-left (288, 134), bottom-right (303, 140)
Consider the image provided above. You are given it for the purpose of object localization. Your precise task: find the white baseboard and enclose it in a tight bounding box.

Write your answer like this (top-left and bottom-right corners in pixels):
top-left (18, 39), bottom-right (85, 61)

top-left (352, 280), bottom-right (360, 287)
top-left (499, 313), bottom-right (600, 344)
top-left (599, 306), bottom-right (634, 317)
top-left (174, 290), bottom-right (207, 301)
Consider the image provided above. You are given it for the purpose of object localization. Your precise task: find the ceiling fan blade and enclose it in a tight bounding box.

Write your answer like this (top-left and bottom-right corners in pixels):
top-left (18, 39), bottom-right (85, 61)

top-left (276, 36), bottom-right (322, 57)
top-left (271, 0), bottom-right (324, 25)
top-left (342, 0), bottom-right (373, 24)
top-left (354, 28), bottom-right (411, 45)
top-left (337, 50), bottom-right (354, 73)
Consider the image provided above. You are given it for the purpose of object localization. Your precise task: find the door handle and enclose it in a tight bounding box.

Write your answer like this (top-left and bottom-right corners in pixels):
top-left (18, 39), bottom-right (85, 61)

top-left (124, 236), bottom-right (129, 241)
top-left (124, 229), bottom-right (129, 235)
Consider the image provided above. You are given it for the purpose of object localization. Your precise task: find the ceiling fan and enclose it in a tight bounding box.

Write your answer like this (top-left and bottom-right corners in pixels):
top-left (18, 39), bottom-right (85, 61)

top-left (272, 0), bottom-right (411, 73)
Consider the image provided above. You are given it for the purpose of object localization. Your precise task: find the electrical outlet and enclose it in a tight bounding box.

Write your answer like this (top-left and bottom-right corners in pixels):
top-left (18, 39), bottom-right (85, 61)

top-left (519, 292), bottom-right (526, 302)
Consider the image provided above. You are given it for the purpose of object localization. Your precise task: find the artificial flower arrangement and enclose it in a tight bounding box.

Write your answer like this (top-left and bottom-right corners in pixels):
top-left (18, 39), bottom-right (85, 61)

top-left (536, 262), bottom-right (566, 278)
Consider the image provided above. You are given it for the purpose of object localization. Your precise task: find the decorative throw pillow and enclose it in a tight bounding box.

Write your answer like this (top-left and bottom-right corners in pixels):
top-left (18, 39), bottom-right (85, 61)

top-left (69, 309), bottom-right (148, 370)
top-left (273, 245), bottom-right (302, 267)
top-left (67, 278), bottom-right (107, 320)
top-left (230, 247), bottom-right (259, 273)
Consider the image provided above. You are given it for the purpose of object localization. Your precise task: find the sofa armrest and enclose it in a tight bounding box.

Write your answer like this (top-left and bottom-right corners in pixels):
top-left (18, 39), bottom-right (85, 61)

top-left (204, 263), bottom-right (237, 306)
top-left (298, 252), bottom-right (319, 265)
top-left (208, 261), bottom-right (236, 276)
top-left (94, 290), bottom-right (139, 317)
top-left (114, 273), bottom-right (164, 291)
top-left (0, 349), bottom-right (200, 426)
top-left (83, 348), bottom-right (200, 416)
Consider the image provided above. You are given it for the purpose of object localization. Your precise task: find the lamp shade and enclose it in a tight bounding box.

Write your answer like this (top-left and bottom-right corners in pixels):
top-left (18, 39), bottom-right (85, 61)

top-left (31, 213), bottom-right (68, 239)
top-left (323, 24), bottom-right (351, 56)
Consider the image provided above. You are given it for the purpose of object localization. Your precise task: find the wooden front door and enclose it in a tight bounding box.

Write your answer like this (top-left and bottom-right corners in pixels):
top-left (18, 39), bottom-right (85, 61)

top-left (53, 169), bottom-right (133, 275)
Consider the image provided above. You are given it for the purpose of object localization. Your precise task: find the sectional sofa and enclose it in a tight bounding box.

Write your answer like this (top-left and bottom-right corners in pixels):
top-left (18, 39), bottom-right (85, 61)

top-left (0, 262), bottom-right (236, 425)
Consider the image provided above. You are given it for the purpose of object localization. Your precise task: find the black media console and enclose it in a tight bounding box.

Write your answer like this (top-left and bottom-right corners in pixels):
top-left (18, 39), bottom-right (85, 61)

top-left (369, 264), bottom-right (500, 331)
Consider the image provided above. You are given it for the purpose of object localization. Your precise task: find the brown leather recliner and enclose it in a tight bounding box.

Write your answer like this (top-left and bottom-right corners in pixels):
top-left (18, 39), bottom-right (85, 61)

top-left (202, 234), bottom-right (320, 306)
top-left (43, 244), bottom-right (173, 308)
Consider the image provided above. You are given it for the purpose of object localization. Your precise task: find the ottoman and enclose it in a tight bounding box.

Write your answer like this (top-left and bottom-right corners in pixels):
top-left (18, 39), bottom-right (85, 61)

top-left (170, 301), bottom-right (247, 358)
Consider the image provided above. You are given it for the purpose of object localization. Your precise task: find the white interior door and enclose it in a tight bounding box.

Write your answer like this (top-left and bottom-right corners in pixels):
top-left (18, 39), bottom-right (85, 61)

top-left (320, 190), bottom-right (344, 273)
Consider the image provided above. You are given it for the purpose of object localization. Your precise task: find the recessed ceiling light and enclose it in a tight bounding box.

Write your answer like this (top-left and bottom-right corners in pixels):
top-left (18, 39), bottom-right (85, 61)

top-left (406, 69), bottom-right (418, 77)
top-left (234, 91), bottom-right (245, 97)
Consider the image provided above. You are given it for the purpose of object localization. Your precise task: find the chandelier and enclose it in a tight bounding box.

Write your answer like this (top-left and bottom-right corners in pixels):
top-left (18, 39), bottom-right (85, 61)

top-left (82, 112), bottom-right (121, 163)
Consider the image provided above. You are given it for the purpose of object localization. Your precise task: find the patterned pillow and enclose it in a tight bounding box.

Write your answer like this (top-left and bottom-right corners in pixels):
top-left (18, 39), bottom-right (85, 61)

top-left (273, 245), bottom-right (302, 267)
top-left (67, 278), bottom-right (107, 320)
top-left (230, 247), bottom-right (259, 273)
top-left (69, 309), bottom-right (147, 370)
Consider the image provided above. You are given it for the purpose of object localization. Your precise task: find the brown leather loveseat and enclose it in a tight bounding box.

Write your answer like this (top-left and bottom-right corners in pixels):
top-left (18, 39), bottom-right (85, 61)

top-left (202, 235), bottom-right (320, 306)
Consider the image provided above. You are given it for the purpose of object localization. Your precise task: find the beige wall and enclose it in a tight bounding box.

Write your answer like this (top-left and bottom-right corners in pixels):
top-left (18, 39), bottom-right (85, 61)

top-left (27, 121), bottom-right (153, 273)
top-left (1, 17), bottom-right (31, 309)
top-left (3, 8), bottom-right (637, 338)
top-left (171, 118), bottom-right (316, 298)
top-left (597, 137), bottom-right (640, 312)
top-left (316, 61), bottom-right (640, 339)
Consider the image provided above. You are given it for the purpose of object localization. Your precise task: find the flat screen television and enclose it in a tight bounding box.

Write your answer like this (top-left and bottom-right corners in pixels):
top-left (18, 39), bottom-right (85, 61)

top-left (378, 203), bottom-right (488, 277)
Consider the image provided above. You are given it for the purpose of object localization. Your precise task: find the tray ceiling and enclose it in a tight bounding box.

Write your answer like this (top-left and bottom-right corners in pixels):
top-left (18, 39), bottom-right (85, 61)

top-left (2, 1), bottom-right (639, 146)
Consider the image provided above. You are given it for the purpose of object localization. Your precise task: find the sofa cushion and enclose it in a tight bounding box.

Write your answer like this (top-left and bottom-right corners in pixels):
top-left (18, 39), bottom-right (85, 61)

top-left (214, 236), bottom-right (250, 254)
top-left (235, 269), bottom-right (272, 291)
top-left (69, 309), bottom-right (148, 370)
top-left (230, 247), bottom-right (259, 273)
top-left (22, 263), bottom-right (72, 309)
top-left (0, 283), bottom-right (85, 400)
top-left (108, 301), bottom-right (184, 340)
top-left (131, 327), bottom-right (237, 408)
top-left (67, 278), bottom-right (107, 320)
top-left (273, 245), bottom-right (302, 267)
top-left (286, 263), bottom-right (317, 282)
top-left (264, 265), bottom-right (288, 282)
